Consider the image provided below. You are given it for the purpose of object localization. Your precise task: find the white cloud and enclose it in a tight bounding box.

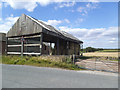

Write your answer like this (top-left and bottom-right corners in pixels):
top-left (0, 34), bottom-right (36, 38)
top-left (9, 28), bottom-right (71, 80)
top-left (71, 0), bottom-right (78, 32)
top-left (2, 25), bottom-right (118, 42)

top-left (87, 0), bottom-right (99, 2)
top-left (111, 38), bottom-right (116, 41)
top-left (75, 18), bottom-right (84, 24)
top-left (2, 0), bottom-right (99, 12)
top-left (4, 0), bottom-right (37, 12)
top-left (0, 3), bottom-right (2, 20)
top-left (44, 19), bottom-right (70, 27)
top-left (77, 7), bottom-right (85, 13)
top-left (101, 27), bottom-right (118, 37)
top-left (37, 0), bottom-right (52, 6)
top-left (0, 14), bottom-right (19, 33)
top-left (64, 19), bottom-right (70, 23)
top-left (59, 26), bottom-right (118, 48)
top-left (45, 20), bottom-right (62, 26)
top-left (109, 37), bottom-right (117, 43)
top-left (109, 41), bottom-right (115, 43)
top-left (3, 0), bottom-right (56, 12)
top-left (56, 2), bottom-right (75, 8)
top-left (3, 0), bottom-right (75, 12)
top-left (59, 26), bottom-right (118, 39)
top-left (77, 2), bottom-right (98, 16)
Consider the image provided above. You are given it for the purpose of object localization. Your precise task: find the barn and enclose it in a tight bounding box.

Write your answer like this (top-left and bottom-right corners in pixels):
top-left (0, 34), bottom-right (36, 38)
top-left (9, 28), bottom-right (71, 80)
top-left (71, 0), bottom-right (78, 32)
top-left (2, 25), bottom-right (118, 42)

top-left (6, 14), bottom-right (83, 56)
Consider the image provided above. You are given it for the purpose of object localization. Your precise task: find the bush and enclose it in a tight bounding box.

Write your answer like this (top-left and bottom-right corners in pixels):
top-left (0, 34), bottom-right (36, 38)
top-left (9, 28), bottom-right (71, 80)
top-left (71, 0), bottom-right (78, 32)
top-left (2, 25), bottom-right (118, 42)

top-left (84, 47), bottom-right (104, 52)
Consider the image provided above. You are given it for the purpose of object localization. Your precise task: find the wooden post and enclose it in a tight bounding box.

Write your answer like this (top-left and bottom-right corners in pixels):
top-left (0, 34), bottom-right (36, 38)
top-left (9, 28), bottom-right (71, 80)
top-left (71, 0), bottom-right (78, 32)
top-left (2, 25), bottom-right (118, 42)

top-left (67, 41), bottom-right (69, 55)
top-left (78, 44), bottom-right (80, 56)
top-left (81, 43), bottom-right (83, 56)
top-left (6, 37), bottom-right (8, 55)
top-left (40, 33), bottom-right (43, 55)
top-left (74, 43), bottom-right (75, 55)
top-left (49, 43), bottom-right (52, 55)
top-left (73, 54), bottom-right (75, 64)
top-left (57, 38), bottom-right (59, 55)
top-left (21, 37), bottom-right (24, 57)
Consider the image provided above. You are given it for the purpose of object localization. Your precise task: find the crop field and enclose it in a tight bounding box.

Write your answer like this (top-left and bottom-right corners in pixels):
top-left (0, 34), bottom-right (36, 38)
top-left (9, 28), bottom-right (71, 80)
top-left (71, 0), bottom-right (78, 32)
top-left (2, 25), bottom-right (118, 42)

top-left (97, 49), bottom-right (119, 52)
top-left (83, 52), bottom-right (118, 58)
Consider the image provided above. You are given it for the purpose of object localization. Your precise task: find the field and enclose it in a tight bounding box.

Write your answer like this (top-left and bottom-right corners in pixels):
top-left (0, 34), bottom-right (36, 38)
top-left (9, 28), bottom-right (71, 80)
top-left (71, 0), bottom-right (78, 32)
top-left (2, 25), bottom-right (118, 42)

top-left (97, 49), bottom-right (119, 52)
top-left (83, 52), bottom-right (118, 58)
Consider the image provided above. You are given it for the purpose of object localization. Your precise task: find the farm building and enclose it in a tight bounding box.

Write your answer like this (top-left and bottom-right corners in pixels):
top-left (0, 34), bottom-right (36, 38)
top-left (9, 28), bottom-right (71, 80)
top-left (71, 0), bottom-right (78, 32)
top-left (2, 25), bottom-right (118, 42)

top-left (6, 14), bottom-right (83, 56)
top-left (0, 33), bottom-right (6, 55)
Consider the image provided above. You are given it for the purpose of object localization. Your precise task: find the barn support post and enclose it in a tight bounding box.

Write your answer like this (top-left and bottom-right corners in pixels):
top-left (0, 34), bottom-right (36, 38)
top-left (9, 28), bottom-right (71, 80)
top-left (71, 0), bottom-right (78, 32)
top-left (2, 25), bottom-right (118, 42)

top-left (6, 37), bottom-right (8, 55)
top-left (57, 38), bottom-right (59, 55)
top-left (49, 43), bottom-right (52, 55)
top-left (78, 44), bottom-right (80, 55)
top-left (21, 38), bottom-right (24, 57)
top-left (74, 43), bottom-right (75, 55)
top-left (81, 43), bottom-right (83, 56)
top-left (66, 41), bottom-right (69, 55)
top-left (72, 54), bottom-right (75, 64)
top-left (40, 33), bottom-right (43, 55)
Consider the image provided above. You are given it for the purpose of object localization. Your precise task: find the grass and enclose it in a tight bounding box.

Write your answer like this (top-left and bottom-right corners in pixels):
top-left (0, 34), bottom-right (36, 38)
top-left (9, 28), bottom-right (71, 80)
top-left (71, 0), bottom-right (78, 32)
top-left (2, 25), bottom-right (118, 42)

top-left (96, 49), bottom-right (119, 52)
top-left (2, 55), bottom-right (82, 70)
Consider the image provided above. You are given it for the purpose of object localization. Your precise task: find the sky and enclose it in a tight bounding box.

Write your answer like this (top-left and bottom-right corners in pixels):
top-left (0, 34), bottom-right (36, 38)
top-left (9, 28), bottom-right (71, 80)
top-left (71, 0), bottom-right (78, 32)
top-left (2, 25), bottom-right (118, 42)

top-left (0, 0), bottom-right (118, 49)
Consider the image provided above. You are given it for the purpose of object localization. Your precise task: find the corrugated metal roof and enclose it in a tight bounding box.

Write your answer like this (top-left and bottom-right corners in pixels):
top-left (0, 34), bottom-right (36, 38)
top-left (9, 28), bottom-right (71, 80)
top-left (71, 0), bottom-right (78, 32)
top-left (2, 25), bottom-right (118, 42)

top-left (7, 14), bottom-right (83, 43)
top-left (27, 15), bottom-right (83, 43)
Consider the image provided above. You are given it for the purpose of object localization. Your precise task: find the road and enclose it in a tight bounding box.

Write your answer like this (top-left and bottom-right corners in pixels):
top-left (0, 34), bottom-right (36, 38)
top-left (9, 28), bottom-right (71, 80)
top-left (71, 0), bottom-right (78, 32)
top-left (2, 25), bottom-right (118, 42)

top-left (2, 64), bottom-right (118, 88)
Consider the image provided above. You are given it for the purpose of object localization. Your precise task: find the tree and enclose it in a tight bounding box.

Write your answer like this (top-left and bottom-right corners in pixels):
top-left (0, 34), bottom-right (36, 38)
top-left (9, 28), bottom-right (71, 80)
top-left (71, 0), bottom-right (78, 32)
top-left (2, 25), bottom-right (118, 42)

top-left (85, 47), bottom-right (97, 52)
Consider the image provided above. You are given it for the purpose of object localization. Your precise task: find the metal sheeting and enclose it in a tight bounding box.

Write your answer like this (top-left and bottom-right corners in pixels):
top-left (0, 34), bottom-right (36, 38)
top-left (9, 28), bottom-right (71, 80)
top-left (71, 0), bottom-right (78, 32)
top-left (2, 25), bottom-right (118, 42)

top-left (7, 14), bottom-right (83, 43)
top-left (38, 20), bottom-right (82, 43)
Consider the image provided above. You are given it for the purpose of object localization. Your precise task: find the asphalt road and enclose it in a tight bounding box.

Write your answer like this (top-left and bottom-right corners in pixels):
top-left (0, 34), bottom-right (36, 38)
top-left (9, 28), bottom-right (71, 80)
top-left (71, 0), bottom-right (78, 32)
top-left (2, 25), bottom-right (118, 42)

top-left (2, 64), bottom-right (118, 88)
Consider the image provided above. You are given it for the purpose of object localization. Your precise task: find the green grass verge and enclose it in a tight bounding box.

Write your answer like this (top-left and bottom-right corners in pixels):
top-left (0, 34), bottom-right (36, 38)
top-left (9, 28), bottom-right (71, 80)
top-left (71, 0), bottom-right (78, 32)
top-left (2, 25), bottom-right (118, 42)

top-left (2, 55), bottom-right (82, 70)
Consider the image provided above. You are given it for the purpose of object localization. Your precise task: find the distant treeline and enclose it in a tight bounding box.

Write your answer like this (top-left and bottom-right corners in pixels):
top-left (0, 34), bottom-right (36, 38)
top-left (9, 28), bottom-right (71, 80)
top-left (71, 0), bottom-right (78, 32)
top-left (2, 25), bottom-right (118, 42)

top-left (83, 47), bottom-right (119, 52)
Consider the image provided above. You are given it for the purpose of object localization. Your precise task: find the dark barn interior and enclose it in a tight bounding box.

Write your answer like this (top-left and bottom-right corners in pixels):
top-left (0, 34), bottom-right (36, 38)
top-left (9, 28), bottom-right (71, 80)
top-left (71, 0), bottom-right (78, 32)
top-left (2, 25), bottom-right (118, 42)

top-left (6, 14), bottom-right (83, 56)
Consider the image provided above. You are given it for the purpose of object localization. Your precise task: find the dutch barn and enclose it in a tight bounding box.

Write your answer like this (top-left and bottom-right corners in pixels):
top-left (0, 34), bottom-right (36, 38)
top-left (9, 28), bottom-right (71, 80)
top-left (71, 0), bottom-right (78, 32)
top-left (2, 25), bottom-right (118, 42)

top-left (7, 14), bottom-right (83, 56)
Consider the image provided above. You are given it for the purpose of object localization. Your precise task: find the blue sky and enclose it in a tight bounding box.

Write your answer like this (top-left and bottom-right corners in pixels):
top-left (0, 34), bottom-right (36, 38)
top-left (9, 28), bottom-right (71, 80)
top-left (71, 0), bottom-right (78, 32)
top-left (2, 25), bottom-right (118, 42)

top-left (0, 1), bottom-right (118, 49)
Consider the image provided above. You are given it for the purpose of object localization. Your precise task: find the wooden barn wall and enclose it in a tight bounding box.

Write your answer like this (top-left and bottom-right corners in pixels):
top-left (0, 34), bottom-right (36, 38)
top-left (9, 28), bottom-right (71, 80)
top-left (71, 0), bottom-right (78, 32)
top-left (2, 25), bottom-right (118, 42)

top-left (53, 39), bottom-right (80, 55)
top-left (67, 42), bottom-right (80, 55)
top-left (7, 34), bottom-right (41, 55)
top-left (0, 41), bottom-right (6, 55)
top-left (7, 14), bottom-right (42, 37)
